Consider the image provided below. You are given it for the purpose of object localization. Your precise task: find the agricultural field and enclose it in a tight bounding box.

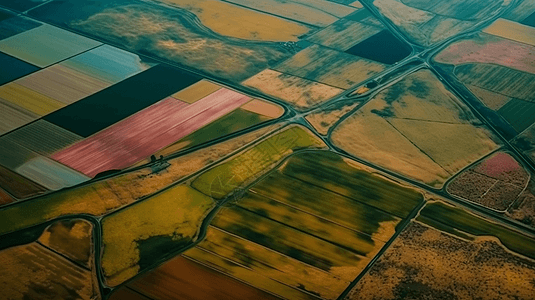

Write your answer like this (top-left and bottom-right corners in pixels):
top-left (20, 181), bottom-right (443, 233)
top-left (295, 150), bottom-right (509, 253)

top-left (0, 219), bottom-right (99, 300)
top-left (306, 101), bottom-right (362, 135)
top-left (346, 221), bottom-right (535, 300)
top-left (181, 151), bottom-right (424, 299)
top-left (331, 69), bottom-right (499, 187)
top-left (101, 184), bottom-right (214, 286)
top-left (447, 152), bottom-right (530, 211)
top-left (0, 123), bottom-right (279, 236)
top-left (372, 0), bottom-right (510, 46)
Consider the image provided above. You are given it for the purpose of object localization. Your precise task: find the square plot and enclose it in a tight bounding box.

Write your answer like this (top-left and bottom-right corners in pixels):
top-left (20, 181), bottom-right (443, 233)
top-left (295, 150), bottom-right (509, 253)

top-left (0, 24), bottom-right (101, 67)
top-left (0, 52), bottom-right (39, 85)
top-left (62, 45), bottom-right (156, 84)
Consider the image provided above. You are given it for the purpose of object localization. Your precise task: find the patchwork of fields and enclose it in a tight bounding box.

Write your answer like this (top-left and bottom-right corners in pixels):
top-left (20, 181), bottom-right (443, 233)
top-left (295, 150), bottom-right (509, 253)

top-left (1, 1), bottom-right (535, 299)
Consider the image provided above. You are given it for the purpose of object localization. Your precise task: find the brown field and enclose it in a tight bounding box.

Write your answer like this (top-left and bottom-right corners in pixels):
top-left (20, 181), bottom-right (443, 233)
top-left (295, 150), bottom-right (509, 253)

top-left (455, 63), bottom-right (535, 102)
top-left (308, 18), bottom-right (383, 51)
top-left (128, 254), bottom-right (280, 300)
top-left (346, 222), bottom-right (535, 300)
top-left (447, 170), bottom-right (497, 202)
top-left (109, 288), bottom-right (152, 300)
top-left (241, 99), bottom-right (284, 119)
top-left (38, 219), bottom-right (93, 268)
top-left (161, 0), bottom-right (312, 42)
top-left (448, 152), bottom-right (528, 211)
top-left (172, 80), bottom-right (221, 104)
top-left (331, 69), bottom-right (498, 187)
top-left (0, 235), bottom-right (99, 299)
top-left (241, 69), bottom-right (343, 110)
top-left (508, 180), bottom-right (535, 227)
top-left (0, 164), bottom-right (47, 199)
top-left (224, 0), bottom-right (356, 27)
top-left (434, 33), bottom-right (535, 74)
top-left (305, 101), bottom-right (361, 135)
top-left (467, 85), bottom-right (511, 110)
top-left (484, 18), bottom-right (535, 47)
top-left (274, 44), bottom-right (386, 89)
top-left (0, 188), bottom-right (14, 205)
top-left (0, 98), bottom-right (39, 135)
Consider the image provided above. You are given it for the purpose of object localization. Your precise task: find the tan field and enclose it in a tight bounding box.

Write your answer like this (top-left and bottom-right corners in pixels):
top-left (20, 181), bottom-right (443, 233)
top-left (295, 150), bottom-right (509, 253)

top-left (331, 111), bottom-right (451, 187)
top-left (0, 83), bottom-right (64, 116)
top-left (347, 222), bottom-right (535, 300)
top-left (275, 44), bottom-right (386, 89)
top-left (161, 0), bottom-right (311, 42)
top-left (101, 185), bottom-right (214, 286)
top-left (467, 85), bottom-right (511, 110)
top-left (224, 0), bottom-right (355, 27)
top-left (172, 80), bottom-right (221, 104)
top-left (484, 18), bottom-right (535, 47)
top-left (242, 69), bottom-right (343, 110)
top-left (240, 99), bottom-right (284, 119)
top-left (308, 19), bottom-right (383, 51)
top-left (305, 101), bottom-right (360, 135)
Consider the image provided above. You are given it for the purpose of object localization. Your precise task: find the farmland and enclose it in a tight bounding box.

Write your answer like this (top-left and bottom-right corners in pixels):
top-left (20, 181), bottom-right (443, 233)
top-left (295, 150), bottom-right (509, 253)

top-left (181, 151), bottom-right (423, 299)
top-left (483, 18), bottom-right (535, 47)
top-left (447, 152), bottom-right (529, 210)
top-left (0, 124), bottom-right (280, 235)
top-left (331, 69), bottom-right (499, 187)
top-left (346, 221), bottom-right (535, 300)
top-left (191, 125), bottom-right (326, 199)
top-left (306, 101), bottom-right (361, 135)
top-left (0, 220), bottom-right (99, 300)
top-left (101, 184), bottom-right (214, 286)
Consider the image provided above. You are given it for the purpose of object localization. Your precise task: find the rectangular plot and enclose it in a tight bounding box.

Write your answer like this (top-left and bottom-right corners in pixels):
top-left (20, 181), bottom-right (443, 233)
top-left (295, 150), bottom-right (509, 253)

top-left (172, 80), bottom-right (222, 104)
top-left (0, 99), bottom-right (39, 134)
top-left (0, 164), bottom-right (46, 199)
top-left (0, 16), bottom-right (41, 41)
top-left (44, 64), bottom-right (202, 137)
top-left (52, 89), bottom-right (250, 177)
top-left (2, 120), bottom-right (83, 156)
top-left (236, 192), bottom-right (382, 256)
top-left (194, 226), bottom-right (347, 300)
top-left (251, 172), bottom-right (399, 241)
top-left (0, 51), bottom-right (39, 85)
top-left (15, 156), bottom-right (89, 190)
top-left (0, 24), bottom-right (101, 67)
top-left (308, 19), bottom-right (382, 51)
top-left (484, 18), bottom-right (535, 46)
top-left (128, 254), bottom-right (280, 300)
top-left (15, 64), bottom-right (111, 105)
top-left (225, 0), bottom-right (355, 27)
top-left (0, 83), bottom-right (65, 116)
top-left (62, 45), bottom-right (156, 84)
top-left (0, 138), bottom-right (39, 169)
top-left (211, 205), bottom-right (366, 280)
top-left (274, 45), bottom-right (385, 89)
top-left (498, 98), bottom-right (535, 133)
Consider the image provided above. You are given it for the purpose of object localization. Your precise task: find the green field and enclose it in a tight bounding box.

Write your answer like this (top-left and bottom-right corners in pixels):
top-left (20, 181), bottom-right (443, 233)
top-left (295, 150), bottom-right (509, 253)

top-left (191, 126), bottom-right (325, 199)
top-left (497, 98), bottom-right (535, 133)
top-left (419, 202), bottom-right (535, 259)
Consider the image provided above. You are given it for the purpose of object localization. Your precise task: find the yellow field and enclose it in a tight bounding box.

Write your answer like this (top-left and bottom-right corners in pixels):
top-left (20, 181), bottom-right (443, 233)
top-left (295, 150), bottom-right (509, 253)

top-left (306, 102), bottom-right (360, 135)
top-left (172, 80), bottom-right (221, 104)
top-left (101, 185), bottom-right (214, 286)
top-left (225, 0), bottom-right (355, 27)
top-left (241, 99), bottom-right (284, 119)
top-left (189, 226), bottom-right (349, 300)
top-left (38, 219), bottom-right (93, 267)
top-left (0, 83), bottom-right (64, 116)
top-left (242, 69), bottom-right (343, 110)
top-left (389, 119), bottom-right (498, 173)
top-left (162, 0), bottom-right (311, 42)
top-left (467, 85), bottom-right (511, 110)
top-left (331, 111), bottom-right (450, 187)
top-left (484, 18), bottom-right (535, 47)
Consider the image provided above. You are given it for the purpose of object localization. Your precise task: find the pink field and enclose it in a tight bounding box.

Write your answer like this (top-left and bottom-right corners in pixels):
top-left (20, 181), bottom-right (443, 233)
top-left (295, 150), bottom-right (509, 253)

top-left (435, 34), bottom-right (535, 74)
top-left (51, 89), bottom-right (250, 177)
top-left (474, 152), bottom-right (521, 178)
